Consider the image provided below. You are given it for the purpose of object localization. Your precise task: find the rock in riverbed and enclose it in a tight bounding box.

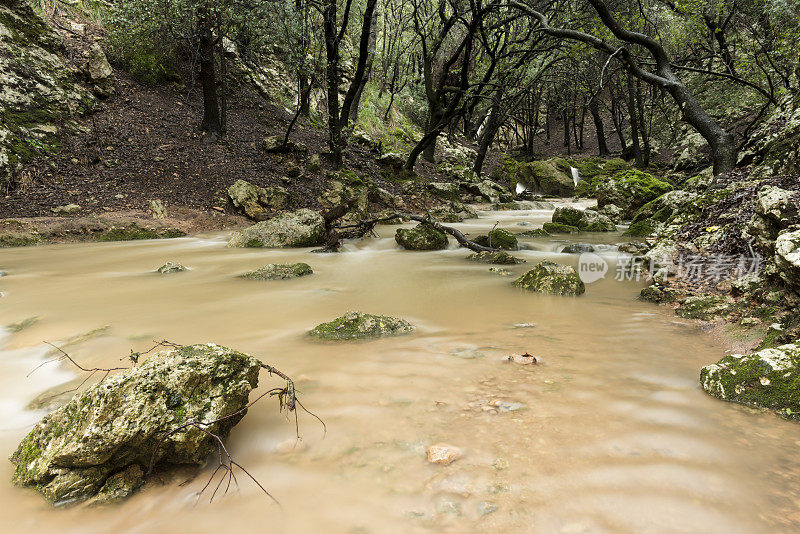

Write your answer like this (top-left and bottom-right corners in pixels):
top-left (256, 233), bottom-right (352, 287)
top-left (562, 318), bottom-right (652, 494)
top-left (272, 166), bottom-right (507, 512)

top-left (466, 251), bottom-right (525, 264)
top-left (228, 209), bottom-right (326, 248)
top-left (701, 342), bottom-right (800, 419)
top-left (308, 312), bottom-right (414, 341)
top-left (395, 223), bottom-right (448, 250)
top-left (241, 263), bottom-right (313, 280)
top-left (156, 262), bottom-right (186, 274)
top-left (513, 260), bottom-right (586, 296)
top-left (426, 444), bottom-right (462, 465)
top-left (10, 344), bottom-right (261, 505)
top-left (472, 228), bottom-right (518, 250)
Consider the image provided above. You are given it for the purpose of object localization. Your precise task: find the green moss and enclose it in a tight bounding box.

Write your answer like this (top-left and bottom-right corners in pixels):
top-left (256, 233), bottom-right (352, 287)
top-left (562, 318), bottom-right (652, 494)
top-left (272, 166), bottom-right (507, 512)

top-left (308, 312), bottom-right (414, 341)
top-left (240, 263), bottom-right (313, 280)
top-left (542, 222), bottom-right (579, 234)
top-left (623, 220), bottom-right (655, 237)
top-left (513, 260), bottom-right (585, 296)
top-left (472, 229), bottom-right (518, 250)
top-left (95, 225), bottom-right (185, 242)
top-left (466, 251), bottom-right (525, 265)
top-left (612, 169), bottom-right (673, 202)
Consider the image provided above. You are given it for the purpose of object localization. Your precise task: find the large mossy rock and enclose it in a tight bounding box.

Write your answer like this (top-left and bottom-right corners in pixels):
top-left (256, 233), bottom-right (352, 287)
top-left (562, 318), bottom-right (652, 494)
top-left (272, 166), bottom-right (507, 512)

top-left (701, 342), bottom-right (800, 419)
top-left (395, 223), bottom-right (449, 250)
top-left (596, 170), bottom-right (673, 219)
top-left (632, 190), bottom-right (699, 225)
top-left (513, 260), bottom-right (586, 296)
top-left (308, 312), bottom-right (414, 341)
top-left (240, 262), bottom-right (313, 280)
top-left (528, 160), bottom-right (575, 197)
top-left (473, 228), bottom-right (518, 250)
top-left (228, 209), bottom-right (326, 248)
top-left (542, 222), bottom-right (580, 234)
top-left (551, 207), bottom-right (616, 232)
top-left (10, 344), bottom-right (261, 504)
top-left (0, 0), bottom-right (96, 190)
top-left (747, 187), bottom-right (800, 253)
top-left (466, 251), bottom-right (525, 265)
top-left (318, 171), bottom-right (371, 224)
top-left (227, 179), bottom-right (290, 219)
top-left (675, 294), bottom-right (734, 320)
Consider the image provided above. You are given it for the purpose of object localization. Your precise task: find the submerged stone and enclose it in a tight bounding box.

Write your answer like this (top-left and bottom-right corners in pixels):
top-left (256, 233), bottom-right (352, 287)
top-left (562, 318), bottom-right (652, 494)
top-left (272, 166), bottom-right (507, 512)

top-left (156, 262), bottom-right (186, 274)
top-left (466, 251), bottom-right (525, 265)
top-left (308, 312), bottom-right (414, 341)
top-left (395, 223), bottom-right (448, 250)
top-left (240, 262), bottom-right (313, 280)
top-left (512, 260), bottom-right (585, 296)
top-left (10, 344), bottom-right (261, 505)
top-left (701, 342), bottom-right (800, 419)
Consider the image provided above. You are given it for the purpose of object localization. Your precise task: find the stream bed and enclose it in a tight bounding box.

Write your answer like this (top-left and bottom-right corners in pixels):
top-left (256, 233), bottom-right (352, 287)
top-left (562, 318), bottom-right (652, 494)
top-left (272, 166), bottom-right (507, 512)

top-left (0, 203), bottom-right (798, 533)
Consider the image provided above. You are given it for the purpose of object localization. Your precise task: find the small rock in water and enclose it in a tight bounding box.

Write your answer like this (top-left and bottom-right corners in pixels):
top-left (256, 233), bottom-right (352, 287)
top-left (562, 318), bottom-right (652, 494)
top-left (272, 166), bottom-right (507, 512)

top-left (427, 443), bottom-right (462, 465)
top-left (560, 243), bottom-right (595, 254)
top-left (488, 267), bottom-right (512, 276)
top-left (156, 262), bottom-right (187, 274)
top-left (240, 262), bottom-right (313, 280)
top-left (506, 353), bottom-right (538, 365)
top-left (477, 501), bottom-right (499, 516)
top-left (511, 322), bottom-right (536, 329)
top-left (449, 347), bottom-right (485, 359)
top-left (309, 312), bottom-right (414, 341)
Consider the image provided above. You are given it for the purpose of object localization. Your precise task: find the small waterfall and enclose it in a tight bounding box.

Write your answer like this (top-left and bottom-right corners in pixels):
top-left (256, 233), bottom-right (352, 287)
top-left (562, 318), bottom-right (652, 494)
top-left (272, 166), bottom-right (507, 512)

top-left (515, 182), bottom-right (527, 195)
top-left (570, 166), bottom-right (580, 186)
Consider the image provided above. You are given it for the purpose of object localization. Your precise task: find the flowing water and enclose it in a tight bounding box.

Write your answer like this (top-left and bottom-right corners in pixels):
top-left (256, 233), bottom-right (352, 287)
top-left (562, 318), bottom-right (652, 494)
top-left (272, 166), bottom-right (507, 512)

top-left (1, 204), bottom-right (799, 533)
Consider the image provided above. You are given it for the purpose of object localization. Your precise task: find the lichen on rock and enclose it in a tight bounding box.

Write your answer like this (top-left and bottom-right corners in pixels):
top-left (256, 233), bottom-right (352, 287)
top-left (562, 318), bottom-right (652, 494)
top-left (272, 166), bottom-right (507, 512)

top-left (308, 311), bottom-right (414, 341)
top-left (10, 343), bottom-right (262, 505)
top-left (701, 342), bottom-right (800, 419)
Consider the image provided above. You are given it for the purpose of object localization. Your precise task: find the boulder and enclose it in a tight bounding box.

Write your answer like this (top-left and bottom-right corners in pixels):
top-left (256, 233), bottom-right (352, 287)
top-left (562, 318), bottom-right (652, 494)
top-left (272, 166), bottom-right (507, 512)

top-left (10, 344), bottom-right (262, 504)
top-left (472, 228), bottom-right (518, 250)
top-left (318, 174), bottom-right (369, 224)
top-left (466, 251), bottom-right (525, 265)
top-left (156, 262), bottom-right (186, 274)
top-left (395, 223), bottom-right (448, 250)
top-left (775, 228), bottom-right (800, 289)
top-left (228, 208), bottom-right (326, 248)
top-left (551, 207), bottom-right (616, 232)
top-left (701, 342), bottom-right (800, 419)
top-left (516, 228), bottom-right (551, 237)
top-left (675, 294), bottom-right (735, 320)
top-left (596, 170), bottom-right (673, 219)
top-left (623, 220), bottom-right (655, 237)
top-left (86, 42), bottom-right (114, 97)
top-left (427, 182), bottom-right (459, 200)
top-left (747, 187), bottom-right (799, 252)
top-left (240, 262), bottom-right (313, 280)
top-left (597, 203), bottom-right (623, 222)
top-left (308, 312), bottom-right (414, 341)
top-left (528, 161), bottom-right (574, 197)
top-left (512, 260), bottom-right (586, 296)
top-left (561, 243), bottom-right (595, 254)
top-left (227, 179), bottom-right (290, 219)
top-left (378, 152), bottom-right (406, 168)
top-left (632, 190), bottom-right (699, 224)
top-left (148, 199), bottom-right (167, 219)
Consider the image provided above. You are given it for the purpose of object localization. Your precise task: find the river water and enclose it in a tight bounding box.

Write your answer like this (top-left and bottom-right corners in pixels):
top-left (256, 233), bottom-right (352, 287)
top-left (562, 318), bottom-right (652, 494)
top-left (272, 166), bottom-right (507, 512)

top-left (0, 204), bottom-right (798, 533)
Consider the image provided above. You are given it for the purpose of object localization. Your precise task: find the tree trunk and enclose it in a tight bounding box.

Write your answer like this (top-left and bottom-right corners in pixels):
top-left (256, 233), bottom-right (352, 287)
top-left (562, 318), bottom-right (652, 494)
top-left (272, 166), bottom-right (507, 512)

top-left (589, 97), bottom-right (609, 156)
top-left (627, 74), bottom-right (642, 167)
top-left (322, 0), bottom-right (343, 167)
top-left (198, 13), bottom-right (220, 137)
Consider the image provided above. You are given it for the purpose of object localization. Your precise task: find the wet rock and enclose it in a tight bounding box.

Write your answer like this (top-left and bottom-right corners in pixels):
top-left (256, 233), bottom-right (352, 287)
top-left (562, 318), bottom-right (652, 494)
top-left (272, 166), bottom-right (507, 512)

top-left (88, 465), bottom-right (143, 506)
top-left (489, 267), bottom-right (512, 276)
top-left (517, 228), bottom-right (551, 237)
top-left (148, 199), bottom-right (167, 219)
top-left (51, 204), bottom-right (81, 215)
top-left (466, 251), bottom-right (524, 264)
top-left (527, 160), bottom-right (575, 197)
top-left (240, 262), bottom-right (313, 280)
top-left (623, 220), bottom-right (655, 237)
top-left (701, 342), bottom-right (800, 419)
top-left (86, 42), bottom-right (114, 97)
top-left (561, 243), bottom-right (594, 254)
top-left (513, 260), bottom-right (586, 296)
top-left (318, 174), bottom-right (369, 224)
top-left (552, 207), bottom-right (616, 232)
top-left (473, 228), bottom-right (518, 250)
top-left (632, 190), bottom-right (699, 225)
top-left (775, 228), bottom-right (800, 289)
top-left (426, 443), bottom-right (462, 465)
top-left (676, 294), bottom-right (734, 320)
top-left (227, 179), bottom-right (290, 219)
top-left (395, 223), bottom-right (449, 250)
top-left (596, 170), bottom-right (673, 219)
top-left (597, 203), bottom-right (622, 222)
top-left (378, 152), bottom-right (405, 168)
top-left (506, 353), bottom-right (538, 365)
top-left (617, 241), bottom-right (650, 255)
top-left (542, 222), bottom-right (579, 234)
top-left (10, 344), bottom-right (262, 504)
top-left (228, 209), bottom-right (326, 248)
top-left (8, 316), bottom-right (39, 333)
top-left (156, 262), bottom-right (186, 274)
top-left (639, 284), bottom-right (686, 304)
top-left (477, 501), bottom-right (499, 516)
top-left (308, 312), bottom-right (414, 341)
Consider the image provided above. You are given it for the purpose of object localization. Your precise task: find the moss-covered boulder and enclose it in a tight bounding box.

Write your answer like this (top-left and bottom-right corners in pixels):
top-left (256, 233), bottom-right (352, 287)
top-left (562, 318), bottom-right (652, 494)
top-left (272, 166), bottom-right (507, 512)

top-left (240, 262), bottom-right (313, 280)
top-left (156, 262), bottom-right (186, 274)
top-left (528, 160), bottom-right (575, 197)
top-left (227, 179), bottom-right (290, 219)
top-left (308, 312), bottom-right (414, 341)
top-left (623, 220), bottom-right (656, 237)
top-left (542, 222), bottom-right (580, 234)
top-left (10, 344), bottom-right (261, 504)
top-left (427, 182), bottom-right (460, 200)
top-left (561, 243), bottom-right (594, 254)
top-left (473, 228), bottom-right (518, 250)
top-left (632, 190), bottom-right (699, 225)
top-left (676, 294), bottom-right (734, 320)
top-left (228, 209), bottom-right (326, 248)
top-left (513, 260), bottom-right (585, 296)
top-left (516, 228), bottom-right (551, 237)
top-left (466, 251), bottom-right (525, 264)
top-left (395, 223), bottom-right (448, 250)
top-left (596, 170), bottom-right (673, 219)
top-left (701, 342), bottom-right (800, 419)
top-left (551, 207), bottom-right (616, 232)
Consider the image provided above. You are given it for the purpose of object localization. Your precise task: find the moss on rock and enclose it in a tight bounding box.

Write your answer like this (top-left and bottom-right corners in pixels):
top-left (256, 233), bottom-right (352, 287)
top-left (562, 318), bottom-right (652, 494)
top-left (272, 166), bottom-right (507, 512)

top-left (676, 294), bottom-right (735, 320)
top-left (308, 312), bottom-right (414, 341)
top-left (466, 251), bottom-right (525, 264)
top-left (542, 222), bottom-right (580, 234)
top-left (512, 260), bottom-right (586, 296)
top-left (228, 209), bottom-right (326, 248)
top-left (395, 223), bottom-right (448, 250)
top-left (473, 228), bottom-right (518, 250)
top-left (240, 262), bottom-right (313, 280)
